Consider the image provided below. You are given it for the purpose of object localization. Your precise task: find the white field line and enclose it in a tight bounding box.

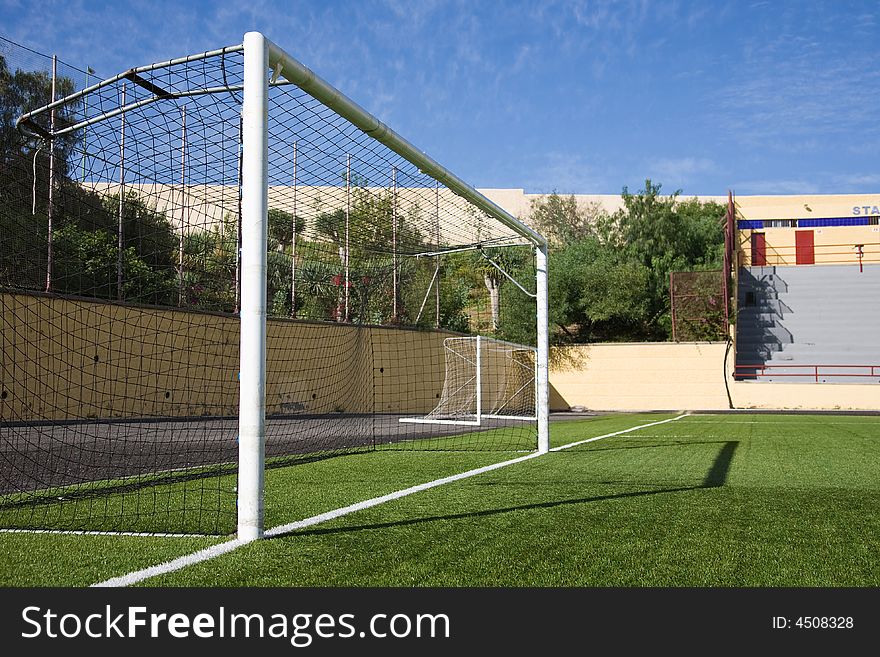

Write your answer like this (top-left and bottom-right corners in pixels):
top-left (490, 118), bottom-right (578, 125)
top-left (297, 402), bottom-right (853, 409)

top-left (682, 419), bottom-right (876, 424)
top-left (263, 452), bottom-right (542, 539)
top-left (579, 434), bottom-right (702, 440)
top-left (93, 539), bottom-right (244, 587)
top-left (91, 413), bottom-right (688, 587)
top-left (549, 414), bottom-right (689, 452)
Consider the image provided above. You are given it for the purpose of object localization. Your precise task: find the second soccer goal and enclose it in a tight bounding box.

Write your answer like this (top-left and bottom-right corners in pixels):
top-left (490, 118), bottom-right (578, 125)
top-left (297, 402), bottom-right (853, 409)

top-left (400, 336), bottom-right (537, 426)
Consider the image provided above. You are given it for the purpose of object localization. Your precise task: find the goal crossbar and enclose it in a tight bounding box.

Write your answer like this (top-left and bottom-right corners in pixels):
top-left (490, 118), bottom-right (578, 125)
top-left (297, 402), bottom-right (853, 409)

top-left (263, 38), bottom-right (546, 250)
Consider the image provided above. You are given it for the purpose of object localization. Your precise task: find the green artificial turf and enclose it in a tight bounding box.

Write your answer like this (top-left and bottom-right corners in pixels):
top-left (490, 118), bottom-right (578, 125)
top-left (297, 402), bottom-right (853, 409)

top-left (0, 533), bottom-right (220, 586)
top-left (2, 413), bottom-right (878, 587)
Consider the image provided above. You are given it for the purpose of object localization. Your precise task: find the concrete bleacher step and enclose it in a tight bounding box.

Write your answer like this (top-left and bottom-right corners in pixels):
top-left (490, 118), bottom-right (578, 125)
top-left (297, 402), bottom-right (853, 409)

top-left (765, 345), bottom-right (880, 359)
top-left (736, 326), bottom-right (794, 341)
top-left (734, 312), bottom-right (788, 324)
top-left (754, 332), bottom-right (877, 344)
top-left (736, 300), bottom-right (793, 314)
top-left (735, 264), bottom-right (879, 384)
top-left (748, 374), bottom-right (880, 384)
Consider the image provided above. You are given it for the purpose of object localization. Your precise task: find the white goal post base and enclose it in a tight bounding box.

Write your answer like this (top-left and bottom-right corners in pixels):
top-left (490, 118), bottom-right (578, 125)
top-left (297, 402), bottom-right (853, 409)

top-left (399, 414), bottom-right (537, 426)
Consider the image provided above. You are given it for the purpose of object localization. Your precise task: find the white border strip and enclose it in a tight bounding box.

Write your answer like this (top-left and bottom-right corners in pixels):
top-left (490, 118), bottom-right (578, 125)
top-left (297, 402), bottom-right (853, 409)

top-left (92, 414), bottom-right (688, 587)
top-left (0, 528), bottom-right (212, 538)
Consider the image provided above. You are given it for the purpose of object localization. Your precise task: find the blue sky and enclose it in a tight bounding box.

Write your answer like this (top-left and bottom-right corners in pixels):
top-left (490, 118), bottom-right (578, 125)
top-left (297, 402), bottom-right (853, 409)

top-left (2, 0), bottom-right (878, 196)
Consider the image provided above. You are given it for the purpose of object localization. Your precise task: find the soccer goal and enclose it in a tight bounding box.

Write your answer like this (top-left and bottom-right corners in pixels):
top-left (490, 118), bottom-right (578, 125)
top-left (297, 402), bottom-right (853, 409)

top-left (2, 32), bottom-right (548, 540)
top-left (400, 336), bottom-right (537, 426)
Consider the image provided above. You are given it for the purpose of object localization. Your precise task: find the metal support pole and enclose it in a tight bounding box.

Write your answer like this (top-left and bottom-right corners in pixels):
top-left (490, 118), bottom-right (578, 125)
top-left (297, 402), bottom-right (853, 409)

top-left (535, 243), bottom-right (549, 454)
top-left (45, 55), bottom-right (57, 293)
top-left (178, 106), bottom-right (187, 306)
top-left (81, 67), bottom-right (92, 182)
top-left (291, 141), bottom-right (297, 317)
top-left (391, 166), bottom-right (398, 322)
top-left (344, 153), bottom-right (350, 322)
top-left (238, 31), bottom-right (269, 542)
top-left (475, 335), bottom-right (482, 424)
top-left (117, 84), bottom-right (126, 300)
top-left (434, 181), bottom-right (440, 328)
top-left (235, 116), bottom-right (243, 314)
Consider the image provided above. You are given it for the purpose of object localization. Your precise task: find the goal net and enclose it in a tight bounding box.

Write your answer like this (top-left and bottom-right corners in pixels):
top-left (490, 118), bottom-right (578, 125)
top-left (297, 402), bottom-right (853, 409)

top-left (0, 33), bottom-right (548, 538)
top-left (400, 336), bottom-right (536, 425)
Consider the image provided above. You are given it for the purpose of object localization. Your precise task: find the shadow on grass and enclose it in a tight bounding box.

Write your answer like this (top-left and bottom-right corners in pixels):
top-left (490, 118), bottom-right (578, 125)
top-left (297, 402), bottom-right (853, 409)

top-left (275, 441), bottom-right (739, 540)
top-left (703, 441), bottom-right (738, 487)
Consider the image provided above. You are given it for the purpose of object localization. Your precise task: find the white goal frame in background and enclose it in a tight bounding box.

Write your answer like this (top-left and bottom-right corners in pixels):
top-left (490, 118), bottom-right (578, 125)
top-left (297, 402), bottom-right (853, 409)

top-left (239, 32), bottom-right (548, 542)
top-left (399, 336), bottom-right (538, 426)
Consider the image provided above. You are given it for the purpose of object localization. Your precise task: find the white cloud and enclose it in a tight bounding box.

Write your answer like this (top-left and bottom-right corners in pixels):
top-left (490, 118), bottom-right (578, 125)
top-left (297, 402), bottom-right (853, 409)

top-left (829, 173), bottom-right (880, 190)
top-left (710, 17), bottom-right (880, 150)
top-left (645, 157), bottom-right (716, 188)
top-left (730, 179), bottom-right (820, 195)
top-left (515, 151), bottom-right (612, 194)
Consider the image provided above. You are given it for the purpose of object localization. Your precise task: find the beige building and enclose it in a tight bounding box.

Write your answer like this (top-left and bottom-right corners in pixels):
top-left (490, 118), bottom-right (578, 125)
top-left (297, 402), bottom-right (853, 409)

top-left (731, 194), bottom-right (880, 268)
top-left (89, 183), bottom-right (880, 270)
top-left (479, 189), bottom-right (879, 269)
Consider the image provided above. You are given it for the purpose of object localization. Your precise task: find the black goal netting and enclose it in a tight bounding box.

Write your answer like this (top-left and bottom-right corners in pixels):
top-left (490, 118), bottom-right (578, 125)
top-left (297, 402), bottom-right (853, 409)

top-left (0, 36), bottom-right (541, 534)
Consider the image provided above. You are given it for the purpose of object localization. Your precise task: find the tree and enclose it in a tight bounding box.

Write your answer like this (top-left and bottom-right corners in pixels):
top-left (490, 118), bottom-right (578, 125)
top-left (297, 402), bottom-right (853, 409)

top-left (517, 179), bottom-right (726, 346)
top-left (503, 235), bottom-right (652, 346)
top-left (307, 187), bottom-right (433, 324)
top-left (0, 57), bottom-right (195, 307)
top-left (0, 54), bottom-right (78, 173)
top-left (1, 56), bottom-right (76, 289)
top-left (469, 247), bottom-right (529, 332)
top-left (607, 179), bottom-right (725, 339)
top-left (528, 191), bottom-right (605, 245)
top-left (53, 223), bottom-right (177, 303)
top-left (267, 207), bottom-right (305, 251)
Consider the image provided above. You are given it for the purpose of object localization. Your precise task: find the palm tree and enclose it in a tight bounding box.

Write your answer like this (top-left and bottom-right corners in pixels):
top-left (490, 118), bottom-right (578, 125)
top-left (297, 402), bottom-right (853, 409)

top-left (471, 248), bottom-right (528, 332)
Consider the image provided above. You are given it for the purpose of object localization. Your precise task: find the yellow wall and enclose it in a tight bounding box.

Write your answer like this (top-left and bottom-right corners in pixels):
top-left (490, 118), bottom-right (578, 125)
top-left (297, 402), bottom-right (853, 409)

top-left (0, 292), bottom-right (452, 421)
top-left (5, 293), bottom-right (875, 419)
top-left (549, 342), bottom-right (879, 411)
top-left (550, 343), bottom-right (731, 411)
top-left (735, 194), bottom-right (880, 220)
